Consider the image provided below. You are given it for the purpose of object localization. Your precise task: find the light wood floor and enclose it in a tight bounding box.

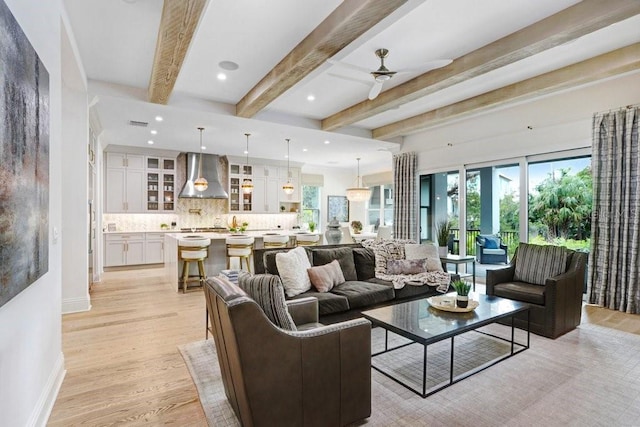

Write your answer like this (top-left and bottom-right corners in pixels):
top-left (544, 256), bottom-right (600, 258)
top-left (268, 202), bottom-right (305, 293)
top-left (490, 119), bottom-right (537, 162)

top-left (49, 267), bottom-right (640, 425)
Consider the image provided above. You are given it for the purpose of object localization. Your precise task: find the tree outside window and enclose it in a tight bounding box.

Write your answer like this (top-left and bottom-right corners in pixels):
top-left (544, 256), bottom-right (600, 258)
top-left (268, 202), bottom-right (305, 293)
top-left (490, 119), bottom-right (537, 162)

top-left (302, 185), bottom-right (321, 228)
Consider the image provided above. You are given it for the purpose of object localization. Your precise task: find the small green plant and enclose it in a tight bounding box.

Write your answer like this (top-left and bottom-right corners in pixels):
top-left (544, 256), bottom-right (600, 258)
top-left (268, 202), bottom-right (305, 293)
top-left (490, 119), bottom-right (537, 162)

top-left (160, 223), bottom-right (169, 230)
top-left (435, 219), bottom-right (452, 247)
top-left (308, 221), bottom-right (316, 232)
top-left (239, 221), bottom-right (249, 232)
top-left (351, 220), bottom-right (363, 233)
top-left (452, 280), bottom-right (471, 296)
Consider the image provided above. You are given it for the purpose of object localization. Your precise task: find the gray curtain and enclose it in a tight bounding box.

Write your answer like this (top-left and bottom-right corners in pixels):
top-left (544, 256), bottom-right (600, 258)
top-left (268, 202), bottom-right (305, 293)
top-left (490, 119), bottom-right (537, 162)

top-left (588, 106), bottom-right (639, 314)
top-left (393, 152), bottom-right (417, 241)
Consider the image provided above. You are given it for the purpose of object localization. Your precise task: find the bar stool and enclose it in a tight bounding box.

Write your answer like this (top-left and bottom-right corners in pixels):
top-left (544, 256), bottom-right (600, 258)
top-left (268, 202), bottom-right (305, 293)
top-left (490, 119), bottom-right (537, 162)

top-left (296, 233), bottom-right (320, 246)
top-left (263, 234), bottom-right (289, 248)
top-left (226, 235), bottom-right (255, 272)
top-left (178, 236), bottom-right (211, 293)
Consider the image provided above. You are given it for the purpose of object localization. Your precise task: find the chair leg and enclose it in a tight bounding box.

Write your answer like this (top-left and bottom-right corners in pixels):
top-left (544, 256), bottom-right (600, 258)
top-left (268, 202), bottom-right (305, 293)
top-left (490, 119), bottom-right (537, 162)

top-left (181, 261), bottom-right (190, 293)
top-left (198, 260), bottom-right (206, 286)
top-left (245, 256), bottom-right (251, 273)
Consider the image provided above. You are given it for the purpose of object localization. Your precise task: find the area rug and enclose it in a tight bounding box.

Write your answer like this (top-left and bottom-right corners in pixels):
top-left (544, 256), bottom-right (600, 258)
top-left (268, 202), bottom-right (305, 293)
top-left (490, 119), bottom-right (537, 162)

top-left (179, 323), bottom-right (640, 426)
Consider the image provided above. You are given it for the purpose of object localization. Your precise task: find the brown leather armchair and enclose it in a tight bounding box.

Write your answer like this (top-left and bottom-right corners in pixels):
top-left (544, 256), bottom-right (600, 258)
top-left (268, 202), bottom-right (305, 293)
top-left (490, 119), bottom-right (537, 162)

top-left (486, 245), bottom-right (587, 339)
top-left (204, 276), bottom-right (372, 426)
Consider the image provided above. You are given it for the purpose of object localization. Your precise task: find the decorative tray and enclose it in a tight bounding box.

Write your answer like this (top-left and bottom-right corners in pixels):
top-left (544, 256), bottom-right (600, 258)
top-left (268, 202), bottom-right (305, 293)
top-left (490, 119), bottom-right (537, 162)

top-left (427, 296), bottom-right (479, 313)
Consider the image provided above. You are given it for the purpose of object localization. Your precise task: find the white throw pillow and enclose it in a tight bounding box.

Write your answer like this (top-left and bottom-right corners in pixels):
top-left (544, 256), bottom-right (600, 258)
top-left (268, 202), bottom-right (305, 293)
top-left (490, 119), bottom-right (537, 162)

top-left (404, 243), bottom-right (444, 272)
top-left (276, 247), bottom-right (312, 297)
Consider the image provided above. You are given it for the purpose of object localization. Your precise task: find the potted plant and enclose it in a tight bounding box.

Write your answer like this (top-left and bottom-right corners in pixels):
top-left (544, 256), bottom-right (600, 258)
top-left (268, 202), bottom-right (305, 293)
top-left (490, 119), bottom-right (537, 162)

top-left (435, 219), bottom-right (452, 257)
top-left (452, 280), bottom-right (472, 308)
top-left (351, 220), bottom-right (363, 234)
top-left (239, 221), bottom-right (249, 233)
top-left (308, 221), bottom-right (316, 232)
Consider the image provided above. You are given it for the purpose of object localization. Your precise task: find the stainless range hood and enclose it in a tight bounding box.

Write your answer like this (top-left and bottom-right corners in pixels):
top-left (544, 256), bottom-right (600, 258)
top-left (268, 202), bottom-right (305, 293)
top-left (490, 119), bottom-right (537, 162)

top-left (179, 153), bottom-right (229, 199)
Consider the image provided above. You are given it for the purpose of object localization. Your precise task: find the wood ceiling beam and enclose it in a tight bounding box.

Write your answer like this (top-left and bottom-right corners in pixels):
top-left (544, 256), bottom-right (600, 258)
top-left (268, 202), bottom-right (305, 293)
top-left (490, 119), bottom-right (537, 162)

top-left (235, 0), bottom-right (407, 118)
top-left (148, 0), bottom-right (207, 105)
top-left (322, 0), bottom-right (640, 131)
top-left (372, 43), bottom-right (640, 139)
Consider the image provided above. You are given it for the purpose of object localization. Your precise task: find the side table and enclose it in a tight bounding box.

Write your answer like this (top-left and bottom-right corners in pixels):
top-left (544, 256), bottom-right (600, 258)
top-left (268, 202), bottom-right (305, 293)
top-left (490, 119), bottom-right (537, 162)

top-left (440, 254), bottom-right (476, 291)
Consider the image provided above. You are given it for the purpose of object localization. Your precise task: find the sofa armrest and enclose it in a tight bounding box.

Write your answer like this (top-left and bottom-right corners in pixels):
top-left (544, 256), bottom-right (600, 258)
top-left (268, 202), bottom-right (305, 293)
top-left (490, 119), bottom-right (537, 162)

top-left (486, 264), bottom-right (515, 295)
top-left (285, 297), bottom-right (319, 326)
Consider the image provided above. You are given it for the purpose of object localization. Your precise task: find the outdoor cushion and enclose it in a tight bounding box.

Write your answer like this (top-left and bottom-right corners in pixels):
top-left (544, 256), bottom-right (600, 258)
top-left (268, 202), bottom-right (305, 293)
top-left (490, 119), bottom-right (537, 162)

top-left (484, 236), bottom-right (500, 249)
top-left (483, 248), bottom-right (506, 255)
top-left (331, 281), bottom-right (395, 309)
top-left (513, 243), bottom-right (568, 286)
top-left (312, 247), bottom-right (357, 281)
top-left (238, 272), bottom-right (297, 330)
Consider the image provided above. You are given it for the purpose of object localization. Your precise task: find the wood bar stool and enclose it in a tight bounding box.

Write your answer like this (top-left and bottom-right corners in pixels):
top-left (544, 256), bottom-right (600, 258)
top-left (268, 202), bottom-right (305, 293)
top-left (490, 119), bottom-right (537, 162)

top-left (178, 237), bottom-right (211, 293)
top-left (263, 234), bottom-right (289, 248)
top-left (226, 236), bottom-right (255, 272)
top-left (295, 233), bottom-right (320, 246)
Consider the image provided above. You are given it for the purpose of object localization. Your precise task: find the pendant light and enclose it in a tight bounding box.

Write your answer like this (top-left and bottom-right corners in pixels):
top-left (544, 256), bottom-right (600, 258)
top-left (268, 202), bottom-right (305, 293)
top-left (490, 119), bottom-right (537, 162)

top-left (282, 138), bottom-right (295, 195)
top-left (241, 133), bottom-right (254, 194)
top-left (346, 158), bottom-right (371, 202)
top-left (194, 127), bottom-right (208, 192)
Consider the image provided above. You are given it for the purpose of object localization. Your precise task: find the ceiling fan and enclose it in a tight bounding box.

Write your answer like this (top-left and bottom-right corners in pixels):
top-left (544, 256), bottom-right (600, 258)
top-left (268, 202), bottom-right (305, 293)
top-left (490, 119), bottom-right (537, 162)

top-left (328, 48), bottom-right (452, 100)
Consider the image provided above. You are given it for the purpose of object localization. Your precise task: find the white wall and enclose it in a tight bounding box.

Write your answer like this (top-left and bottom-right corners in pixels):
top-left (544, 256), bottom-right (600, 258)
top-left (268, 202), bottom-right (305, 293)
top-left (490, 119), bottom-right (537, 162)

top-left (0, 0), bottom-right (64, 426)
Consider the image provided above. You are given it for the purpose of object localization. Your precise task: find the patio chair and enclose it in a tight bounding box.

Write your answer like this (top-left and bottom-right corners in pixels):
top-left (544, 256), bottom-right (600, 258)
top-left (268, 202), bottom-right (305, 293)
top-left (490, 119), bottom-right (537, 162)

top-left (476, 234), bottom-right (508, 264)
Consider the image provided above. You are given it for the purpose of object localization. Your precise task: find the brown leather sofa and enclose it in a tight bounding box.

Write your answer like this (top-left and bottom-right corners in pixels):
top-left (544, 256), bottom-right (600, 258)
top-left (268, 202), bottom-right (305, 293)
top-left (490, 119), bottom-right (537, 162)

top-left (486, 245), bottom-right (587, 339)
top-left (204, 276), bottom-right (372, 426)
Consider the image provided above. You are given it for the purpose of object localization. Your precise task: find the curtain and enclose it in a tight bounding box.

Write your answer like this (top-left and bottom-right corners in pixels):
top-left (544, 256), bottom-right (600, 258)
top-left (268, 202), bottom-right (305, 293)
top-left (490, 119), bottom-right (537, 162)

top-left (393, 152), bottom-right (417, 241)
top-left (588, 106), bottom-right (640, 314)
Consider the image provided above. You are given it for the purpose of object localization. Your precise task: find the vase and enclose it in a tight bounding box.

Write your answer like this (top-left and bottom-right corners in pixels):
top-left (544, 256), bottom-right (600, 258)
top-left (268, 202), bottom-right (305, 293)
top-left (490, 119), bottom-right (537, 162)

top-left (456, 295), bottom-right (469, 308)
top-left (325, 217), bottom-right (343, 244)
top-left (438, 246), bottom-right (448, 257)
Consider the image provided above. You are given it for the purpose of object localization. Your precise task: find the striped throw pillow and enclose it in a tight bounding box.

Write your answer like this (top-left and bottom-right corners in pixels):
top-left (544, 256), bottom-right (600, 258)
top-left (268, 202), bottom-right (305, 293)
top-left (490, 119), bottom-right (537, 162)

top-left (238, 272), bottom-right (297, 331)
top-left (513, 243), bottom-right (568, 286)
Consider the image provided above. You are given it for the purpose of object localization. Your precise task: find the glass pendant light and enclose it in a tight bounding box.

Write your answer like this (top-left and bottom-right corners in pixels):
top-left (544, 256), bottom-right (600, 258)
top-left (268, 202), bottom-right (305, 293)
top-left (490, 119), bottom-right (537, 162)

top-left (241, 133), bottom-right (253, 194)
top-left (346, 158), bottom-right (371, 202)
top-left (282, 138), bottom-right (294, 195)
top-left (194, 127), bottom-right (208, 192)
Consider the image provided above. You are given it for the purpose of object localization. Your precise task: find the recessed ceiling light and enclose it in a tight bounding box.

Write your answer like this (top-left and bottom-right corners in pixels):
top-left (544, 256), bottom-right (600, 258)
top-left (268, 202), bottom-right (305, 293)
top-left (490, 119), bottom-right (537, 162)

top-left (307, 94), bottom-right (315, 101)
top-left (243, 150), bottom-right (248, 154)
top-left (302, 148), bottom-right (308, 152)
top-left (284, 155), bottom-right (289, 159)
top-left (217, 72), bottom-right (227, 80)
top-left (147, 140), bottom-right (154, 145)
top-left (219, 60), bottom-right (239, 71)
top-left (150, 130), bottom-right (157, 135)
top-left (324, 140), bottom-right (330, 144)
top-left (155, 116), bottom-right (163, 122)
top-left (201, 146), bottom-right (206, 150)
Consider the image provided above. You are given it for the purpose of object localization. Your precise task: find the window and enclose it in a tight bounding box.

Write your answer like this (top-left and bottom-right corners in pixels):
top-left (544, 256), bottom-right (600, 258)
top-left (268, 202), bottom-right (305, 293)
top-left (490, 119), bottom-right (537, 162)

top-left (302, 185), bottom-right (321, 228)
top-left (367, 184), bottom-right (393, 230)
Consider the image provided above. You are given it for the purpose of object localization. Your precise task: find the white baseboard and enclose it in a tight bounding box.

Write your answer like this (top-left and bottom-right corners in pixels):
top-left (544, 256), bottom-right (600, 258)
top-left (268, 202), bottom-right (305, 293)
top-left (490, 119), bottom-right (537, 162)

top-left (62, 296), bottom-right (91, 314)
top-left (29, 351), bottom-right (66, 427)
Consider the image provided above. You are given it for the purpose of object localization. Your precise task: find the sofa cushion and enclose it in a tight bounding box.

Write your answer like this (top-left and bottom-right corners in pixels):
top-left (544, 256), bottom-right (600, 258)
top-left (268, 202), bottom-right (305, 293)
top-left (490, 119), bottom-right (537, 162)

top-left (311, 247), bottom-right (357, 281)
top-left (513, 243), bottom-right (568, 286)
top-left (262, 248), bottom-right (295, 276)
top-left (307, 260), bottom-right (345, 293)
top-left (238, 272), bottom-right (297, 331)
top-left (387, 258), bottom-right (427, 275)
top-left (331, 281), bottom-right (395, 309)
top-left (276, 247), bottom-right (312, 297)
top-left (353, 247), bottom-right (376, 280)
top-left (404, 243), bottom-right (444, 272)
top-left (493, 281), bottom-right (545, 305)
top-left (289, 291), bottom-right (349, 316)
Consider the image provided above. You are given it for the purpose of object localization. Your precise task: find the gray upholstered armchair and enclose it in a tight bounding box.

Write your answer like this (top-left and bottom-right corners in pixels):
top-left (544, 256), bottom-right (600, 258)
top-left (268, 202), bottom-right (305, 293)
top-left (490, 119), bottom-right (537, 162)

top-left (486, 243), bottom-right (587, 338)
top-left (476, 234), bottom-right (508, 264)
top-left (204, 275), bottom-right (372, 426)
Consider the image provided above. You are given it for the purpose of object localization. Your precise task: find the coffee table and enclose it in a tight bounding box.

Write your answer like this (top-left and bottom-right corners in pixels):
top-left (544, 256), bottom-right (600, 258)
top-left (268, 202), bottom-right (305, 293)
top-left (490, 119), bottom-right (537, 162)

top-left (361, 294), bottom-right (529, 398)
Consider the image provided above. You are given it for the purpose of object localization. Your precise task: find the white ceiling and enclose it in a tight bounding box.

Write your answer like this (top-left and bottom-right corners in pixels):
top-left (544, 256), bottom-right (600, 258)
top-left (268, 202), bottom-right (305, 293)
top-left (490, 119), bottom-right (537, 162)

top-left (63, 0), bottom-right (640, 173)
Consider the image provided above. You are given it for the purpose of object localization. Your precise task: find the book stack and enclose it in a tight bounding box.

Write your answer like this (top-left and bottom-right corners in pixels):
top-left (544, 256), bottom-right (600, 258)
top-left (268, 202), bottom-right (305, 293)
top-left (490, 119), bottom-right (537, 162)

top-left (220, 269), bottom-right (239, 284)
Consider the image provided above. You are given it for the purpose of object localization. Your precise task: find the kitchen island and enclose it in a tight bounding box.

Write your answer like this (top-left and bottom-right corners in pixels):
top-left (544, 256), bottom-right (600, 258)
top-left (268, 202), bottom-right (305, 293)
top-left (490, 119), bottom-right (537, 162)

top-left (164, 231), bottom-right (322, 292)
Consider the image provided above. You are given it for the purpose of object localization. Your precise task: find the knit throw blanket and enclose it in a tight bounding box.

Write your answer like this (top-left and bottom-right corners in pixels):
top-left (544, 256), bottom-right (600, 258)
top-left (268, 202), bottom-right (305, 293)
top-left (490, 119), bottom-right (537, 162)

top-left (361, 239), bottom-right (450, 293)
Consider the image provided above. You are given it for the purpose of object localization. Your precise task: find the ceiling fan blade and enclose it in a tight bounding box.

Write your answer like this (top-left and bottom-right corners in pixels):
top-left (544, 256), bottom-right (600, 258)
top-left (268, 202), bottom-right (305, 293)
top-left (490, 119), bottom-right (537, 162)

top-left (326, 58), bottom-right (371, 76)
top-left (327, 72), bottom-right (371, 87)
top-left (396, 59), bottom-right (453, 74)
top-left (368, 80), bottom-right (383, 100)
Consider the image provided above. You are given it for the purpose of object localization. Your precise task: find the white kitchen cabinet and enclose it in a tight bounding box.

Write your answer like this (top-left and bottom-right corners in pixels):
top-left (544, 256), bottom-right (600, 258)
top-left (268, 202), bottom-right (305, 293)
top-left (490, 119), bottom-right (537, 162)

top-left (105, 153), bottom-right (145, 213)
top-left (229, 163), bottom-right (253, 212)
top-left (104, 234), bottom-right (145, 266)
top-left (145, 156), bottom-right (176, 212)
top-left (251, 165), bottom-right (280, 213)
top-left (145, 233), bottom-right (165, 264)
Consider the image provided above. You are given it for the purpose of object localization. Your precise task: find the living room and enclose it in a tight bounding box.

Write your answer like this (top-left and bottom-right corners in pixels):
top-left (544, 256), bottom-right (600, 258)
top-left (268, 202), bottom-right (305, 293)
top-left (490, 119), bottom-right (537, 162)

top-left (1, 0), bottom-right (640, 425)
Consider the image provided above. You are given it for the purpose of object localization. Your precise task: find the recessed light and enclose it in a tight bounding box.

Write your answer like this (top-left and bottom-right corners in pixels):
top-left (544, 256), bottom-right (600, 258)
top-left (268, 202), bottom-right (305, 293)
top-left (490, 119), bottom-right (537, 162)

top-left (302, 148), bottom-right (308, 152)
top-left (284, 155), bottom-right (289, 159)
top-left (219, 60), bottom-right (239, 71)
top-left (150, 130), bottom-right (157, 135)
top-left (147, 140), bottom-right (154, 145)
top-left (243, 150), bottom-right (248, 154)
top-left (155, 116), bottom-right (163, 122)
top-left (217, 72), bottom-right (227, 80)
top-left (201, 146), bottom-right (206, 150)
top-left (324, 140), bottom-right (330, 144)
top-left (307, 94), bottom-right (315, 101)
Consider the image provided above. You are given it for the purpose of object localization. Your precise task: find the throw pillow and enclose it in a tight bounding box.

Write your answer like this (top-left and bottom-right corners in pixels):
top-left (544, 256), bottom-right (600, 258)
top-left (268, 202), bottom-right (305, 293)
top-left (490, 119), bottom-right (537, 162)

top-left (307, 260), bottom-right (345, 293)
top-left (276, 246), bottom-right (312, 297)
top-left (484, 236), bottom-right (499, 249)
top-left (513, 243), bottom-right (568, 286)
top-left (353, 247), bottom-right (376, 280)
top-left (404, 243), bottom-right (445, 272)
top-left (311, 247), bottom-right (357, 281)
top-left (386, 258), bottom-right (428, 275)
top-left (238, 272), bottom-right (297, 331)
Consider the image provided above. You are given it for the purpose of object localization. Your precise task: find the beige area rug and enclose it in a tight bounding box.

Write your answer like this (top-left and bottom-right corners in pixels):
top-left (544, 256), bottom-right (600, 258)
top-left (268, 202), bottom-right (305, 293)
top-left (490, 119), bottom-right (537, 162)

top-left (179, 324), bottom-right (640, 426)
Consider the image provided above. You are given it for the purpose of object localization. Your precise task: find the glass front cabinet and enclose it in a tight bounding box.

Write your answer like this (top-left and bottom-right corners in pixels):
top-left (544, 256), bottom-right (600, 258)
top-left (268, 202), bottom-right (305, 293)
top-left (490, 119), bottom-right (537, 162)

top-left (229, 163), bottom-right (253, 212)
top-left (146, 156), bottom-right (176, 212)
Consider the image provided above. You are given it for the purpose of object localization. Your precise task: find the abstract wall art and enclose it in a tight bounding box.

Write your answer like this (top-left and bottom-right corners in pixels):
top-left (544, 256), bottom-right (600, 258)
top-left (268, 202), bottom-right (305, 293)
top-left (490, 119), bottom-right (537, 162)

top-left (0, 0), bottom-right (50, 308)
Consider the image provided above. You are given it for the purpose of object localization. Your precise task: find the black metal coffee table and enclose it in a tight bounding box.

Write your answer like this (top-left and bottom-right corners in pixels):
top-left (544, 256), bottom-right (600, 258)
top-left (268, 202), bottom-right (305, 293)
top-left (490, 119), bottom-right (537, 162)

top-left (362, 293), bottom-right (529, 398)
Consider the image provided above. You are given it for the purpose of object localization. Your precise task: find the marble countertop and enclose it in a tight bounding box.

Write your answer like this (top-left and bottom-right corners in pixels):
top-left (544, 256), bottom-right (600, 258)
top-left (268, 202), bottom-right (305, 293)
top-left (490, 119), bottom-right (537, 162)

top-left (164, 230), bottom-right (320, 240)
